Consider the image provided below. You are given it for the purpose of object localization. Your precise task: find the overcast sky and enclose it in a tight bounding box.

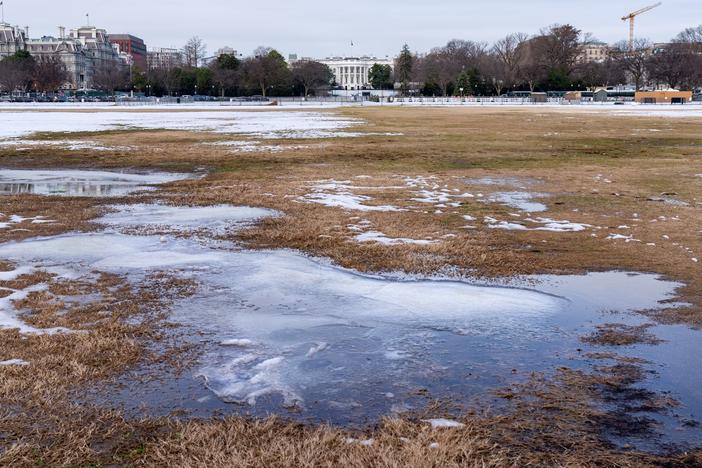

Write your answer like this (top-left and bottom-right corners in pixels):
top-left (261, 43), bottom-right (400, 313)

top-left (4, 0), bottom-right (699, 58)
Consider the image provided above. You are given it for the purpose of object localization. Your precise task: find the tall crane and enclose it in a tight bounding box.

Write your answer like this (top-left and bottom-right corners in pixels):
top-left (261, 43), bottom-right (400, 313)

top-left (622, 2), bottom-right (662, 50)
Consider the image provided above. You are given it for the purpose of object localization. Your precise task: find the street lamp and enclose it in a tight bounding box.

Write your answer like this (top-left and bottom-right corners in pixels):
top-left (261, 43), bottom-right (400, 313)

top-left (459, 87), bottom-right (464, 98)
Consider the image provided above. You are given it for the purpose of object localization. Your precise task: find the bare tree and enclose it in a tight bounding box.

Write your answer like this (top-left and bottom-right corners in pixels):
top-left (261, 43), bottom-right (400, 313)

top-left (535, 24), bottom-right (583, 75)
top-left (574, 59), bottom-right (625, 89)
top-left (242, 47), bottom-right (290, 97)
top-left (210, 54), bottom-right (241, 97)
top-left (517, 40), bottom-right (546, 92)
top-left (0, 60), bottom-right (26, 94)
top-left (612, 39), bottom-right (652, 91)
top-left (183, 36), bottom-right (207, 68)
top-left (419, 40), bottom-right (487, 96)
top-left (92, 63), bottom-right (130, 95)
top-left (291, 60), bottom-right (333, 96)
top-left (647, 44), bottom-right (689, 90)
top-left (0, 52), bottom-right (35, 94)
top-left (33, 55), bottom-right (68, 93)
top-left (674, 25), bottom-right (702, 51)
top-left (672, 25), bottom-right (702, 88)
top-left (492, 33), bottom-right (529, 90)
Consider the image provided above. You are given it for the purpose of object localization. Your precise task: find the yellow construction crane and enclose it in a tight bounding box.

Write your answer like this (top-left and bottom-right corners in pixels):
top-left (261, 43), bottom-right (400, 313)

top-left (622, 2), bottom-right (662, 50)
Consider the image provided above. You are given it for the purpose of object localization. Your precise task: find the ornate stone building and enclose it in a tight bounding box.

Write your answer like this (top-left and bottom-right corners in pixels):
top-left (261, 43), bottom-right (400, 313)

top-left (0, 22), bottom-right (127, 90)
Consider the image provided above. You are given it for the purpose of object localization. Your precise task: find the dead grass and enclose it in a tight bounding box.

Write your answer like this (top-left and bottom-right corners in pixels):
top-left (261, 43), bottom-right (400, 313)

top-left (1, 106), bottom-right (702, 464)
top-left (582, 323), bottom-right (664, 346)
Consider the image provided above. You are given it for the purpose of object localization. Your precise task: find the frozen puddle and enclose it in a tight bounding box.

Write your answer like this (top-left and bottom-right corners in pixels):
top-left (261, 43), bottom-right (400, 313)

top-left (0, 203), bottom-right (700, 447)
top-left (485, 192), bottom-right (548, 213)
top-left (98, 204), bottom-right (278, 233)
top-left (0, 169), bottom-right (191, 197)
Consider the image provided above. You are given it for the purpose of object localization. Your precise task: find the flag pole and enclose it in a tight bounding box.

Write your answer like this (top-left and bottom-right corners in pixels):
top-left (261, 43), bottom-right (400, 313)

top-left (1, 2), bottom-right (5, 24)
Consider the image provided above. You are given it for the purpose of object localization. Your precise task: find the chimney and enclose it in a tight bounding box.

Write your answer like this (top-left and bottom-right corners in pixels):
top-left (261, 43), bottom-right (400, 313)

top-left (58, 26), bottom-right (65, 39)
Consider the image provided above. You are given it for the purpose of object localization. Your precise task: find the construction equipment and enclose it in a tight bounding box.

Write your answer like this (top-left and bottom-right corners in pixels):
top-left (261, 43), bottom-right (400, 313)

top-left (622, 2), bottom-right (662, 50)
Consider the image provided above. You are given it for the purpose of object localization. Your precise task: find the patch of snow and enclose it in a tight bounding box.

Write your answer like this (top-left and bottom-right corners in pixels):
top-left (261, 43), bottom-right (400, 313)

top-left (485, 216), bottom-right (590, 232)
top-left (0, 359), bottom-right (29, 366)
top-left (423, 418), bottom-right (465, 428)
top-left (607, 234), bottom-right (641, 243)
top-left (355, 231), bottom-right (436, 246)
top-left (0, 214), bottom-right (55, 230)
top-left (207, 140), bottom-right (310, 153)
top-left (301, 180), bottom-right (403, 212)
top-left (0, 139), bottom-right (131, 151)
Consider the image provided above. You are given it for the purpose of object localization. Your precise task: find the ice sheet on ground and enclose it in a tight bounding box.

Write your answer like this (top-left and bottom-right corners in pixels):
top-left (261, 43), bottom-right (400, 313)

top-left (0, 221), bottom-right (682, 411)
top-left (97, 204), bottom-right (278, 233)
top-left (0, 169), bottom-right (191, 197)
top-left (0, 111), bottom-right (361, 140)
top-left (485, 192), bottom-right (548, 213)
top-left (0, 139), bottom-right (131, 151)
top-left (0, 229), bottom-right (566, 403)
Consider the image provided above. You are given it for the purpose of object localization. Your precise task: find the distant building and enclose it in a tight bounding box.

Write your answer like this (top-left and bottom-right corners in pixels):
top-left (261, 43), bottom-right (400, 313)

top-left (147, 47), bottom-right (183, 70)
top-left (214, 46), bottom-right (237, 57)
top-left (0, 23), bottom-right (26, 57)
top-left (635, 90), bottom-right (693, 104)
top-left (108, 34), bottom-right (147, 69)
top-left (318, 56), bottom-right (394, 90)
top-left (1, 22), bottom-right (127, 90)
top-left (202, 46), bottom-right (239, 66)
top-left (578, 41), bottom-right (609, 64)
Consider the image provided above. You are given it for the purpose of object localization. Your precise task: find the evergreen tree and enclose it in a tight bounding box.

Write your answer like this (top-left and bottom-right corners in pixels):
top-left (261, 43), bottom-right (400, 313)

top-left (396, 44), bottom-right (414, 95)
top-left (368, 64), bottom-right (393, 90)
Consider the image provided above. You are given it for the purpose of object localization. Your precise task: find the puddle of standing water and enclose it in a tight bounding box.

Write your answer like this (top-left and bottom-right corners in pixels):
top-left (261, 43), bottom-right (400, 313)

top-left (0, 169), bottom-right (191, 197)
top-left (0, 202), bottom-right (700, 451)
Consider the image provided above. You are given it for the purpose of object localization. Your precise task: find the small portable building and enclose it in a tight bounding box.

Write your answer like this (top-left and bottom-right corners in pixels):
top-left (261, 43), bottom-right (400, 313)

top-left (593, 89), bottom-right (609, 102)
top-left (635, 91), bottom-right (693, 104)
top-left (531, 92), bottom-right (548, 103)
top-left (564, 91), bottom-right (582, 103)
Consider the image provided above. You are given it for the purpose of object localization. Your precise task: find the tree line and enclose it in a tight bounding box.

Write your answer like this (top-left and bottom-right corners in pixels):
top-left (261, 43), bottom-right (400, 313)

top-left (2, 25), bottom-right (702, 97)
top-left (394, 24), bottom-right (702, 96)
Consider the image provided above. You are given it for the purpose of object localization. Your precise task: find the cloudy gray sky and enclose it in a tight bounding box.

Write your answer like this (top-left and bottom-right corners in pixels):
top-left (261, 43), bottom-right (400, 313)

top-left (4, 0), bottom-right (699, 58)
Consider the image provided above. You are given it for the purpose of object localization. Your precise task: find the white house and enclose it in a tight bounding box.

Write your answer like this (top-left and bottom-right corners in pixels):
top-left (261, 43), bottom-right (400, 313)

top-left (318, 56), bottom-right (394, 90)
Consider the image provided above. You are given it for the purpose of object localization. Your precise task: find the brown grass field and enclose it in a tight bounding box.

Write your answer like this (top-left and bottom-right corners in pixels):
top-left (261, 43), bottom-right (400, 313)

top-left (1, 106), bottom-right (702, 466)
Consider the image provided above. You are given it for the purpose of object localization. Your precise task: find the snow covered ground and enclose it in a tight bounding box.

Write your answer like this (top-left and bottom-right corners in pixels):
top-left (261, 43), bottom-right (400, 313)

top-left (0, 139), bottom-right (132, 152)
top-left (0, 110), bottom-right (361, 141)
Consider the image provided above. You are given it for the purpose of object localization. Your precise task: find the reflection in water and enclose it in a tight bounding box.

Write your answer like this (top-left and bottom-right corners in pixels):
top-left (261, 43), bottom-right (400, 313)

top-left (0, 182), bottom-right (142, 197)
top-left (0, 169), bottom-right (192, 197)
